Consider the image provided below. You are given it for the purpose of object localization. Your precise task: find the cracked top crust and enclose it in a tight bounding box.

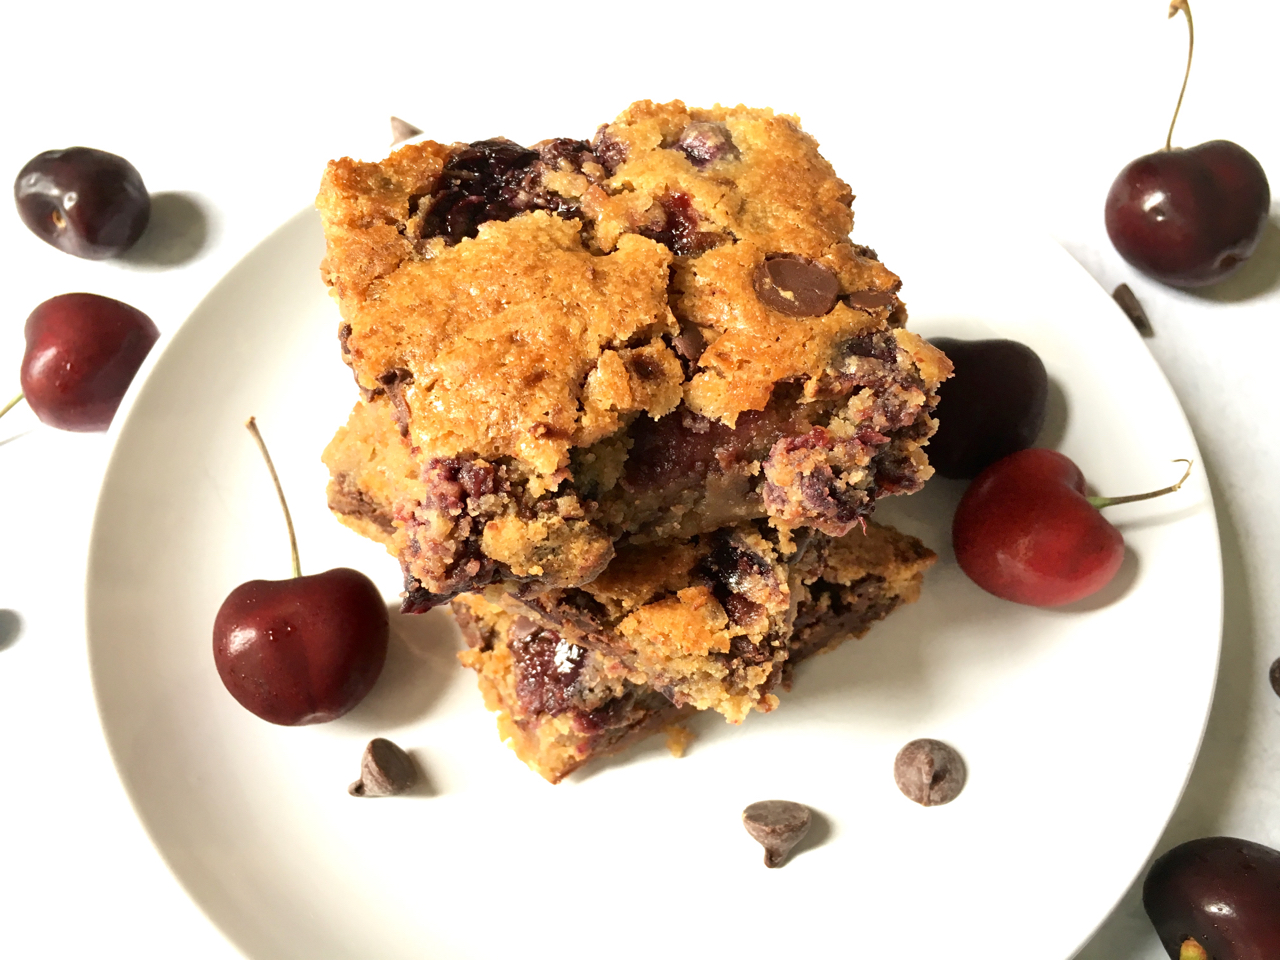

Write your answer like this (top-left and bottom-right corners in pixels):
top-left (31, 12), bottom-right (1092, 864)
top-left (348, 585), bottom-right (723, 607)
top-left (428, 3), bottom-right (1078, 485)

top-left (317, 100), bottom-right (946, 481)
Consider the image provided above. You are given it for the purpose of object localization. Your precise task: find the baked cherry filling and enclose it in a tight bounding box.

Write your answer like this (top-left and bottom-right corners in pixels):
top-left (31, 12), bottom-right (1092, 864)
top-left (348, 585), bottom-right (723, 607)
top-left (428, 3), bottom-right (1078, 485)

top-left (510, 624), bottom-right (585, 717)
top-left (418, 137), bottom-right (597, 244)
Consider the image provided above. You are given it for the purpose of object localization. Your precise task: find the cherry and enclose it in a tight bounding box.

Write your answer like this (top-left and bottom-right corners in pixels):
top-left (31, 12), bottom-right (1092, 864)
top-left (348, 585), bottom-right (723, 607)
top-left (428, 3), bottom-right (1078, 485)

top-left (952, 449), bottom-right (1190, 606)
top-left (927, 337), bottom-right (1048, 480)
top-left (18, 293), bottom-right (159, 432)
top-left (1104, 1), bottom-right (1270, 287)
top-left (14, 147), bottom-right (150, 260)
top-left (1143, 836), bottom-right (1280, 960)
top-left (213, 419), bottom-right (388, 725)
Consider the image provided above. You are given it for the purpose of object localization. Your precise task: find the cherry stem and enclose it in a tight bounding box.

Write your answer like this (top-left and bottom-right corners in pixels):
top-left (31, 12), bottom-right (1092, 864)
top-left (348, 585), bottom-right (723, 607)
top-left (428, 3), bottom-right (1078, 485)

top-left (0, 392), bottom-right (24, 421)
top-left (245, 417), bottom-right (301, 579)
top-left (1088, 459), bottom-right (1193, 509)
top-left (1165, 0), bottom-right (1194, 151)
top-left (1179, 937), bottom-right (1208, 960)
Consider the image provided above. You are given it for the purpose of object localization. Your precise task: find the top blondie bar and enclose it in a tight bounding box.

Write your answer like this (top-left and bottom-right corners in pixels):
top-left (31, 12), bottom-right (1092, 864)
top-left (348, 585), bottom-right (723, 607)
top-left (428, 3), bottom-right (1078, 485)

top-left (317, 100), bottom-right (951, 610)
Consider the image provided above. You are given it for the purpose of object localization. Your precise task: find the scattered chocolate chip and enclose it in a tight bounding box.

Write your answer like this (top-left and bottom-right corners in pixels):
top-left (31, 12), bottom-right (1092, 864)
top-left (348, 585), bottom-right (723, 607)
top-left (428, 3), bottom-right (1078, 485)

top-left (675, 122), bottom-right (739, 167)
top-left (1113, 283), bottom-right (1154, 337)
top-left (349, 738), bottom-right (418, 797)
top-left (844, 289), bottom-right (897, 312)
top-left (742, 800), bottom-right (812, 868)
top-left (753, 255), bottom-right (839, 318)
top-left (1270, 657), bottom-right (1280, 698)
top-left (894, 738), bottom-right (966, 806)
top-left (390, 116), bottom-right (423, 146)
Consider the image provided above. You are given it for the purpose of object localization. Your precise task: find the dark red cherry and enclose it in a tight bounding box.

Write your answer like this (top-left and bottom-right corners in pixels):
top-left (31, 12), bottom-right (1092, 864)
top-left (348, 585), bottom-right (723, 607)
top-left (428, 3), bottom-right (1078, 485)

top-left (1143, 836), bottom-right (1280, 960)
top-left (213, 567), bottom-right (389, 725)
top-left (20, 293), bottom-right (159, 432)
top-left (14, 147), bottom-right (150, 259)
top-left (927, 338), bottom-right (1048, 480)
top-left (1105, 140), bottom-right (1270, 287)
top-left (212, 419), bottom-right (389, 725)
top-left (953, 449), bottom-right (1190, 606)
top-left (1104, 2), bottom-right (1271, 287)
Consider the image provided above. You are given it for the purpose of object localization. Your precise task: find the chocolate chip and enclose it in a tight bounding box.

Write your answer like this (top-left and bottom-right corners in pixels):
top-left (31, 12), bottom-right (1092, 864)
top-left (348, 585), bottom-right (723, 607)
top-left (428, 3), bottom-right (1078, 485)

top-left (1112, 283), bottom-right (1154, 337)
top-left (1270, 657), bottom-right (1280, 698)
top-left (742, 800), bottom-right (812, 868)
top-left (752, 255), bottom-right (839, 317)
top-left (390, 116), bottom-right (423, 146)
top-left (894, 738), bottom-right (966, 806)
top-left (844, 289), bottom-right (897, 312)
top-left (349, 738), bottom-right (418, 797)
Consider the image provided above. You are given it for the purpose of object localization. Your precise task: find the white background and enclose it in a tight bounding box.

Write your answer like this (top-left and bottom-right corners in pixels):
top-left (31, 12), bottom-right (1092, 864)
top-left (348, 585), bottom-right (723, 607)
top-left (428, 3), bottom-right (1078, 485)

top-left (1, 1), bottom-right (1277, 957)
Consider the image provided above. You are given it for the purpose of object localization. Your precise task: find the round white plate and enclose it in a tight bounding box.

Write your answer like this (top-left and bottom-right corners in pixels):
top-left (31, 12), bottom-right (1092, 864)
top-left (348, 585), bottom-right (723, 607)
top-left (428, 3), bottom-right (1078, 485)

top-left (87, 206), bottom-right (1220, 960)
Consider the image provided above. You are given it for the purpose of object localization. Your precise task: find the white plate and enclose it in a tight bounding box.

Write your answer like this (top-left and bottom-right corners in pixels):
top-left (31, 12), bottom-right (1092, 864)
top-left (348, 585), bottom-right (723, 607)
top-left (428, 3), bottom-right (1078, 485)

top-left (86, 207), bottom-right (1220, 960)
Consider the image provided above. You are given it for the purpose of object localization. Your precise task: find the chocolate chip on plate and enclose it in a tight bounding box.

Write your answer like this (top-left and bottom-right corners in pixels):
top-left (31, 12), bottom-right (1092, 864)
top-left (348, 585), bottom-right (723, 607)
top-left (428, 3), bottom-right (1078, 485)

top-left (894, 738), bottom-right (966, 807)
top-left (742, 799), bottom-right (812, 868)
top-left (1270, 657), bottom-right (1280, 698)
top-left (349, 738), bottom-right (418, 797)
top-left (752, 255), bottom-right (840, 318)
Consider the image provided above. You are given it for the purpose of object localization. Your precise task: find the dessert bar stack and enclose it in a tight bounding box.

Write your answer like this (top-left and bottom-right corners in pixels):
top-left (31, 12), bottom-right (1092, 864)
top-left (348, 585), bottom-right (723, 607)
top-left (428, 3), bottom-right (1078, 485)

top-left (317, 101), bottom-right (948, 781)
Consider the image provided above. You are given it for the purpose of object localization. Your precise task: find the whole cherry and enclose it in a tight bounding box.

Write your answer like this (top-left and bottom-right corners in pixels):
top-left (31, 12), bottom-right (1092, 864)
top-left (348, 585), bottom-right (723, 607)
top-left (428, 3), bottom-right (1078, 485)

top-left (927, 337), bottom-right (1048, 480)
top-left (1105, 1), bottom-right (1270, 287)
top-left (1143, 836), bottom-right (1280, 960)
top-left (18, 293), bottom-right (159, 432)
top-left (14, 147), bottom-right (151, 260)
top-left (213, 418), bottom-right (388, 725)
top-left (952, 448), bottom-right (1191, 606)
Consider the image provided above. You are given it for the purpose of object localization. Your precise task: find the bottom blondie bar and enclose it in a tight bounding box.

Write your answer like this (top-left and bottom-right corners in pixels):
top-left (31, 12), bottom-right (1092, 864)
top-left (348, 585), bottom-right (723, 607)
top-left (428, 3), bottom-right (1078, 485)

top-left (453, 521), bottom-right (933, 782)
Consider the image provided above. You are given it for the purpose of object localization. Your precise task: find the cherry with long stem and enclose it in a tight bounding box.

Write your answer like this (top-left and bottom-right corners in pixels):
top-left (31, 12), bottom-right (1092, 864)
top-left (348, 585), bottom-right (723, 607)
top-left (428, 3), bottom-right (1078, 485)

top-left (1103, 0), bottom-right (1270, 287)
top-left (212, 417), bottom-right (389, 725)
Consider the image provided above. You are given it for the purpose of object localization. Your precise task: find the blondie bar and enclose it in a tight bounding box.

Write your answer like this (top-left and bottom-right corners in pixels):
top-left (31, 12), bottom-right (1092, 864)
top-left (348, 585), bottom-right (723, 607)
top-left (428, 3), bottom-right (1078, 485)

top-left (317, 101), bottom-right (950, 610)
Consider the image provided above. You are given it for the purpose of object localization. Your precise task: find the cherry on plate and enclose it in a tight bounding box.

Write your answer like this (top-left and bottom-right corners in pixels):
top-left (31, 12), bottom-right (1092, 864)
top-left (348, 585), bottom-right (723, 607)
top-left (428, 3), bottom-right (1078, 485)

top-left (20, 293), bottom-right (159, 432)
top-left (213, 419), bottom-right (388, 725)
top-left (952, 448), bottom-right (1190, 606)
top-left (14, 147), bottom-right (150, 260)
top-left (927, 337), bottom-right (1048, 480)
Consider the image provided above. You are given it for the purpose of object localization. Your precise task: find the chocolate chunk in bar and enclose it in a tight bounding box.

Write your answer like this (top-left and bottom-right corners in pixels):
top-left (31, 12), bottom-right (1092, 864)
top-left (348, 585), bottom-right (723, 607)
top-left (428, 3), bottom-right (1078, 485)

top-left (753, 255), bottom-right (840, 317)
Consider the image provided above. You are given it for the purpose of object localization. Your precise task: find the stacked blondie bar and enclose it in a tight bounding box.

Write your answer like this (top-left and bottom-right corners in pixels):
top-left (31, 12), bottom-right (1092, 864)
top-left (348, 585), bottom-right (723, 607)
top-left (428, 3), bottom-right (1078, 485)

top-left (317, 101), bottom-right (948, 782)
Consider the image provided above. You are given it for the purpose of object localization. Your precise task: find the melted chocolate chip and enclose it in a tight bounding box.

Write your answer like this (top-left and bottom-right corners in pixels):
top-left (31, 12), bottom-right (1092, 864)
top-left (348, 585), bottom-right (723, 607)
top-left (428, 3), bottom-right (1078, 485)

top-left (742, 800), bottom-right (812, 868)
top-left (349, 738), bottom-right (418, 797)
top-left (753, 255), bottom-right (839, 317)
top-left (894, 738), bottom-right (966, 806)
top-left (377, 367), bottom-right (414, 437)
top-left (675, 122), bottom-right (739, 167)
top-left (844, 289), bottom-right (897, 312)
